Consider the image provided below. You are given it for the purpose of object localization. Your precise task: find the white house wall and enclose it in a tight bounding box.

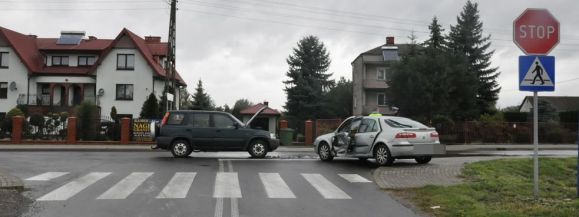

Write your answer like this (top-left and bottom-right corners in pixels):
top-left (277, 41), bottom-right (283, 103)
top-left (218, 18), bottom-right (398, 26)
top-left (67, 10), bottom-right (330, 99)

top-left (95, 48), bottom-right (155, 118)
top-left (0, 47), bottom-right (29, 113)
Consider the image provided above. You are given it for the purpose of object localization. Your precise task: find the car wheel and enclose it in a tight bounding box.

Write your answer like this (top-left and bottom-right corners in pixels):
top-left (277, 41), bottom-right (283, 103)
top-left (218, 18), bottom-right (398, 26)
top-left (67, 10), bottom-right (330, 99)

top-left (415, 156), bottom-right (432, 164)
top-left (171, 139), bottom-right (192, 158)
top-left (318, 142), bottom-right (334, 161)
top-left (374, 144), bottom-right (394, 166)
top-left (248, 139), bottom-right (268, 158)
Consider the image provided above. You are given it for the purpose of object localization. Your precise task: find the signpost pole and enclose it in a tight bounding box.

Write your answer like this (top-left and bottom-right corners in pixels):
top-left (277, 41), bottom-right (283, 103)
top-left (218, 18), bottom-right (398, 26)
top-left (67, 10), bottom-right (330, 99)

top-left (576, 112), bottom-right (578, 198)
top-left (533, 91), bottom-right (539, 200)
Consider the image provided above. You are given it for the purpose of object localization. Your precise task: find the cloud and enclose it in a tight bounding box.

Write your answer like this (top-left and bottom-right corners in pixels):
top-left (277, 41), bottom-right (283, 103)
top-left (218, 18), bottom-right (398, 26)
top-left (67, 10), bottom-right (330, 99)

top-left (1, 0), bottom-right (578, 111)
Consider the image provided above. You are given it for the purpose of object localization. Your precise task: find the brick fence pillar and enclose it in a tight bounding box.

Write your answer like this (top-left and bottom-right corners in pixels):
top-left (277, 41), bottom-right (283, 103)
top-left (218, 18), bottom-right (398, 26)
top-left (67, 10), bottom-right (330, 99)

top-left (120, 117), bottom-right (130, 144)
top-left (305, 120), bottom-right (313, 145)
top-left (279, 120), bottom-right (288, 129)
top-left (11, 116), bottom-right (24, 144)
top-left (67, 117), bottom-right (77, 144)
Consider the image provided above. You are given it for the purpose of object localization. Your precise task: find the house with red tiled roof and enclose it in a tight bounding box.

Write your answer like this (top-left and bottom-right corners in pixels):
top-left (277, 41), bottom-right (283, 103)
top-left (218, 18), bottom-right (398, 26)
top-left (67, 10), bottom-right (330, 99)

top-left (0, 26), bottom-right (187, 118)
top-left (239, 102), bottom-right (281, 135)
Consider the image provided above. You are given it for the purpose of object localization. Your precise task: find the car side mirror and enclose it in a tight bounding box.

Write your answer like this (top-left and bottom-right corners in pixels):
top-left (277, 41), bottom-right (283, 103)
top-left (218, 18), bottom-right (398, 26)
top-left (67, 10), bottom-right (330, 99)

top-left (233, 122), bottom-right (241, 129)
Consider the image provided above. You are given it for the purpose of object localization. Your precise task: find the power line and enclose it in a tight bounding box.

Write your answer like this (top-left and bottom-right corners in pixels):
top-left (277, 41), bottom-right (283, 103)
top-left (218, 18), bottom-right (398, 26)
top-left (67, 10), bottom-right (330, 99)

top-left (180, 1), bottom-right (429, 34)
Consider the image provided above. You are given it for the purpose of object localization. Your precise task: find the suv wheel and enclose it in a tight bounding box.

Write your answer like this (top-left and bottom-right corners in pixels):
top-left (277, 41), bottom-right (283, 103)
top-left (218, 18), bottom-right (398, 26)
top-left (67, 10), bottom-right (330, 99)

top-left (248, 139), bottom-right (268, 158)
top-left (171, 139), bottom-right (192, 158)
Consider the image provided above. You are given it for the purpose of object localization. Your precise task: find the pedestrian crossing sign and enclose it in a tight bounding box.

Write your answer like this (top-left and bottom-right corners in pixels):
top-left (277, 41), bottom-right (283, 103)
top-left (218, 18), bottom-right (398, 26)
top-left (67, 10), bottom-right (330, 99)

top-left (519, 55), bottom-right (555, 92)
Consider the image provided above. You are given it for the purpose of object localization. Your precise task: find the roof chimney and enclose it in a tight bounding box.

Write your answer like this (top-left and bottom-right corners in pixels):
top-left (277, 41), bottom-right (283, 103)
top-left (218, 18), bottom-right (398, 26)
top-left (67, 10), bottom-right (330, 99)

top-left (28, 34), bottom-right (37, 38)
top-left (263, 101), bottom-right (269, 106)
top-left (386, 36), bottom-right (394, 45)
top-left (145, 36), bottom-right (161, 43)
top-left (88, 36), bottom-right (97, 40)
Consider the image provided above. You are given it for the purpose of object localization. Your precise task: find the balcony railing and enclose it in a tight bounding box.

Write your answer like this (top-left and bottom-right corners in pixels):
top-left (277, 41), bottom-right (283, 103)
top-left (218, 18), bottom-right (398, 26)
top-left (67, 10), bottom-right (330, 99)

top-left (17, 94), bottom-right (96, 106)
top-left (17, 94), bottom-right (51, 106)
top-left (363, 79), bottom-right (388, 89)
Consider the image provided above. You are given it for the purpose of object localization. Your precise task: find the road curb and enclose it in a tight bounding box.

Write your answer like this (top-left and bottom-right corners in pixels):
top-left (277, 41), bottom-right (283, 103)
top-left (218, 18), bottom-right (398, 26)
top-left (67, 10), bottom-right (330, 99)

top-left (0, 168), bottom-right (24, 191)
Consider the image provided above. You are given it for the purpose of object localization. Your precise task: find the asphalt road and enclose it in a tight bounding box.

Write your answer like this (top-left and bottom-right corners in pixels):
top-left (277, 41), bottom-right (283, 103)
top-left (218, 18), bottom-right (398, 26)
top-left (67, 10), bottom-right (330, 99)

top-left (0, 151), bottom-right (420, 217)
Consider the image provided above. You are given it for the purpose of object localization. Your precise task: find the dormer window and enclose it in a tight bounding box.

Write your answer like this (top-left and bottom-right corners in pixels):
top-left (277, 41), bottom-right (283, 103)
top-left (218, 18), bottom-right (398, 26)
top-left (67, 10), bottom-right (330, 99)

top-left (78, 56), bottom-right (96, 66)
top-left (117, 54), bottom-right (135, 70)
top-left (52, 56), bottom-right (69, 66)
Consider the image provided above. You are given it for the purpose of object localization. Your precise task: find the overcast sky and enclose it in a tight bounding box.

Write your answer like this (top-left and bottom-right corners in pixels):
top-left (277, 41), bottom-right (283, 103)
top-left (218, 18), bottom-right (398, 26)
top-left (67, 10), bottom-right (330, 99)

top-left (1, 0), bottom-right (578, 111)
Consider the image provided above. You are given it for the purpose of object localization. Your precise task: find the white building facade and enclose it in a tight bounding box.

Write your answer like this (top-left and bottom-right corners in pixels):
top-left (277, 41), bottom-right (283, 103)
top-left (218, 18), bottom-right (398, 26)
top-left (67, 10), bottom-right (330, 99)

top-left (0, 27), bottom-right (186, 119)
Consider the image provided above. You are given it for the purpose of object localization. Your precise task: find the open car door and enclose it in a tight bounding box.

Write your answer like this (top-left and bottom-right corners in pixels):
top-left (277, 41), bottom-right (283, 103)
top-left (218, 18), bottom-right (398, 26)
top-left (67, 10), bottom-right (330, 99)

top-left (332, 117), bottom-right (361, 156)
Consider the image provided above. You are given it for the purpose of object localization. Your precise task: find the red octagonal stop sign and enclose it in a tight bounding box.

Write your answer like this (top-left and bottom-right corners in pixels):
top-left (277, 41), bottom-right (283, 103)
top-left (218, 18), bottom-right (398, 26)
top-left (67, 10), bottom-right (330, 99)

top-left (513, 8), bottom-right (559, 55)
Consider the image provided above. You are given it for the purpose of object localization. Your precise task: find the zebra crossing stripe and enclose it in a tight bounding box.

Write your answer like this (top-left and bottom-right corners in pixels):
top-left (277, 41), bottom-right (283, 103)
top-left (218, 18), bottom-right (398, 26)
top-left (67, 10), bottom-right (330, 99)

top-left (156, 172), bottom-right (197, 199)
top-left (97, 172), bottom-right (153, 200)
top-left (213, 172), bottom-right (242, 198)
top-left (37, 172), bottom-right (111, 201)
top-left (259, 173), bottom-right (296, 198)
top-left (338, 174), bottom-right (372, 183)
top-left (301, 173), bottom-right (351, 199)
top-left (26, 172), bottom-right (69, 181)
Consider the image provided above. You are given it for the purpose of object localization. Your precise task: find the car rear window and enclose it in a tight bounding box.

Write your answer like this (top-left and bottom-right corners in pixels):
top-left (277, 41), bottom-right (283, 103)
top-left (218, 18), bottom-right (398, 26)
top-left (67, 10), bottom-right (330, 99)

top-left (167, 113), bottom-right (185, 125)
top-left (383, 117), bottom-right (427, 128)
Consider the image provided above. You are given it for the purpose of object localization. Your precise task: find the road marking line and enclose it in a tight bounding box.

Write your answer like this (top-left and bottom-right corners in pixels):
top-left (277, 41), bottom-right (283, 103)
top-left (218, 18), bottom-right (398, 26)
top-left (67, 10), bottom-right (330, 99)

top-left (338, 174), bottom-right (372, 183)
top-left (26, 172), bottom-right (69, 181)
top-left (37, 172), bottom-right (111, 201)
top-left (213, 172), bottom-right (242, 198)
top-left (214, 198), bottom-right (223, 217)
top-left (156, 172), bottom-right (197, 199)
top-left (259, 173), bottom-right (296, 198)
top-left (214, 160), bottom-right (225, 217)
top-left (231, 198), bottom-right (239, 217)
top-left (301, 173), bottom-right (351, 199)
top-left (97, 172), bottom-right (153, 200)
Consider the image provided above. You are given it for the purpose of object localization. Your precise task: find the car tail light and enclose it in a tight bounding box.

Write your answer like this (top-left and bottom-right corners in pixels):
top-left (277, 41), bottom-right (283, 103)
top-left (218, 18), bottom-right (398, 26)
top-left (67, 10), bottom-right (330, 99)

top-left (430, 132), bottom-right (439, 138)
top-left (161, 112), bottom-right (169, 126)
top-left (395, 132), bottom-right (416, 139)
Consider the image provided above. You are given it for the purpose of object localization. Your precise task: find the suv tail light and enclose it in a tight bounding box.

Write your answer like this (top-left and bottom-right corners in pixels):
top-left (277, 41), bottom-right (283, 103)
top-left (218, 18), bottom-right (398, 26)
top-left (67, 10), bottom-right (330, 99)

top-left (395, 132), bottom-right (416, 139)
top-left (161, 112), bottom-right (170, 127)
top-left (430, 132), bottom-right (439, 138)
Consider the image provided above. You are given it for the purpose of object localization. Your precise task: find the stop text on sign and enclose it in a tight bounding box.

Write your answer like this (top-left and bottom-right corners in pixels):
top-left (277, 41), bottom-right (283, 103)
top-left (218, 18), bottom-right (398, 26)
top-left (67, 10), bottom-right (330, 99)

top-left (518, 25), bottom-right (556, 39)
top-left (513, 8), bottom-right (559, 55)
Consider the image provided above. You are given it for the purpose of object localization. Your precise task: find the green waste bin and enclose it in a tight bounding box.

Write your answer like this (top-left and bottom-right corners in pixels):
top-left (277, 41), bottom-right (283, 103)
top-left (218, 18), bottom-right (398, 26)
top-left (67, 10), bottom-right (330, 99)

top-left (279, 128), bottom-right (294, 146)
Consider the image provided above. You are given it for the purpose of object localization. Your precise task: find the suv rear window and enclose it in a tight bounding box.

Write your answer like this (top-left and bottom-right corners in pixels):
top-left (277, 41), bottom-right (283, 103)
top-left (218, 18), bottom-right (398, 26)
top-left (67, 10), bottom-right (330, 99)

top-left (167, 113), bottom-right (185, 125)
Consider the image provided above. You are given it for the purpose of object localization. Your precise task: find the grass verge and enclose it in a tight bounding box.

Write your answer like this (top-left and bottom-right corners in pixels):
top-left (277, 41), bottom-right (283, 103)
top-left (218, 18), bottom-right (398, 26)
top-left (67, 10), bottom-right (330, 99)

top-left (405, 157), bottom-right (579, 217)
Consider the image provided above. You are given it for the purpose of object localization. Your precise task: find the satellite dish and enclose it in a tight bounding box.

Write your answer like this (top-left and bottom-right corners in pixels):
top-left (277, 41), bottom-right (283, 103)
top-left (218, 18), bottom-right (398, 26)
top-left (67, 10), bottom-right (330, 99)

top-left (9, 82), bottom-right (16, 91)
top-left (98, 88), bottom-right (105, 96)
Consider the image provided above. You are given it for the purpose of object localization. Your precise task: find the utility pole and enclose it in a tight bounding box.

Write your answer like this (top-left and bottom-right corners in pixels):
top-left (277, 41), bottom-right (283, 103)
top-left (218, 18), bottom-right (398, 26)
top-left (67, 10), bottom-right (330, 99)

top-left (165, 0), bottom-right (177, 110)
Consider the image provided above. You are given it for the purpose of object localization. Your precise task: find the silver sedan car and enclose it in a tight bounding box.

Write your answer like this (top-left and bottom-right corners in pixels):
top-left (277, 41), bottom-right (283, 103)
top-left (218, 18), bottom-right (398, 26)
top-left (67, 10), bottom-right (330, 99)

top-left (313, 115), bottom-right (445, 166)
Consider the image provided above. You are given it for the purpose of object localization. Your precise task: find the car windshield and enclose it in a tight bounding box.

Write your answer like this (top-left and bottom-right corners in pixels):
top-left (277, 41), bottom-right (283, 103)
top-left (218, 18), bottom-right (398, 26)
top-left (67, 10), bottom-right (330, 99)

top-left (383, 117), bottom-right (427, 128)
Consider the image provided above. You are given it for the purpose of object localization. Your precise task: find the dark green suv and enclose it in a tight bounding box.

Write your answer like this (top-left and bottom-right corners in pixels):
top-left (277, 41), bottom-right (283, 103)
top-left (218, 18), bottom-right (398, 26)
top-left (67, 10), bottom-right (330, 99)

top-left (151, 109), bottom-right (279, 158)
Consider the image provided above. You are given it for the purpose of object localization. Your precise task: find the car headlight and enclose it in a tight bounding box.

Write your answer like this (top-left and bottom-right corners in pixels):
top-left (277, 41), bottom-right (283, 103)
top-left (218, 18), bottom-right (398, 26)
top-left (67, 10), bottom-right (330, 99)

top-left (270, 133), bottom-right (276, 139)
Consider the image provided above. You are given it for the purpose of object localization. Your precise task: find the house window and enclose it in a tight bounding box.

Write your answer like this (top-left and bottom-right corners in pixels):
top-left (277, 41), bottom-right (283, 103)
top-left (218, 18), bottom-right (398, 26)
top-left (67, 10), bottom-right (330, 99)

top-left (377, 93), bottom-right (387, 106)
top-left (0, 82), bottom-right (7, 99)
top-left (52, 56), bottom-right (69, 66)
top-left (377, 68), bottom-right (387, 80)
top-left (0, 52), bottom-right (8, 68)
top-left (41, 84), bottom-right (50, 94)
top-left (78, 56), bottom-right (96, 66)
top-left (117, 54), bottom-right (135, 70)
top-left (116, 84), bottom-right (133, 100)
